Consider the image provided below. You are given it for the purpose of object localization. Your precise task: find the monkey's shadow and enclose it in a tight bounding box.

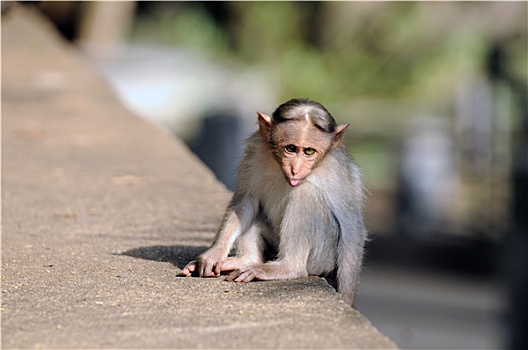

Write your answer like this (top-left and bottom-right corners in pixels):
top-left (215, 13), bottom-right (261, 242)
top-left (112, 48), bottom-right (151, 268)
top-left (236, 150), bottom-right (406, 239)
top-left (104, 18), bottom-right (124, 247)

top-left (120, 245), bottom-right (207, 271)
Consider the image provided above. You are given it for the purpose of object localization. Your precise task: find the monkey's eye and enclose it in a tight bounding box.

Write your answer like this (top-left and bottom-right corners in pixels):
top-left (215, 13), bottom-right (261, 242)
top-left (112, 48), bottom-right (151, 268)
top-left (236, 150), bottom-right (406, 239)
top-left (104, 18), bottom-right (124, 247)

top-left (285, 144), bottom-right (297, 153)
top-left (304, 148), bottom-right (316, 156)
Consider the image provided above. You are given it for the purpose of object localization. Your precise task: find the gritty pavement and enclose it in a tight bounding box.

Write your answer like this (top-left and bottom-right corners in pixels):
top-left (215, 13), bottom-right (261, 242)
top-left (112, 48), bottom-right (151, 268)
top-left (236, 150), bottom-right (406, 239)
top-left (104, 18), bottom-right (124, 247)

top-left (1, 5), bottom-right (397, 349)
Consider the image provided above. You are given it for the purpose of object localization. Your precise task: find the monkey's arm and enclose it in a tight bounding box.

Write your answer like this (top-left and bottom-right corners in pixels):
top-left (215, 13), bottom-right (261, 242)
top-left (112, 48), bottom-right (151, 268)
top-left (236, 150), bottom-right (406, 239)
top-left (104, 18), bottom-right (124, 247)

top-left (183, 134), bottom-right (264, 278)
top-left (182, 194), bottom-right (256, 277)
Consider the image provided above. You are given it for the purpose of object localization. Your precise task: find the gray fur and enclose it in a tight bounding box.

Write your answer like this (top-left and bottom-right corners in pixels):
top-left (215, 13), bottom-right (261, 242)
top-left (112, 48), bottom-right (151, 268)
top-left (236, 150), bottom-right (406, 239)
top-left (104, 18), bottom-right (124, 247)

top-left (186, 99), bottom-right (367, 306)
top-left (228, 131), bottom-right (367, 305)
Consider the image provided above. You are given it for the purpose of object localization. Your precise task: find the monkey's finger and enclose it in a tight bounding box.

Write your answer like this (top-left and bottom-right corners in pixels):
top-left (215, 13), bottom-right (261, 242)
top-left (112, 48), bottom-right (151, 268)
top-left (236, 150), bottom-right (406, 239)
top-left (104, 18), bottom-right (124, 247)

top-left (202, 260), bottom-right (218, 277)
top-left (181, 261), bottom-right (197, 276)
top-left (197, 260), bottom-right (207, 277)
top-left (213, 262), bottom-right (223, 277)
top-left (196, 258), bottom-right (207, 276)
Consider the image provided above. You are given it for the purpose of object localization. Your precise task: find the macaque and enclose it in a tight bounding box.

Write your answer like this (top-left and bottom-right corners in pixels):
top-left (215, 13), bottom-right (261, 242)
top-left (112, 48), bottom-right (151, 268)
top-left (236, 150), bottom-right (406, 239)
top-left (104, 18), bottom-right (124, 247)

top-left (182, 98), bottom-right (367, 306)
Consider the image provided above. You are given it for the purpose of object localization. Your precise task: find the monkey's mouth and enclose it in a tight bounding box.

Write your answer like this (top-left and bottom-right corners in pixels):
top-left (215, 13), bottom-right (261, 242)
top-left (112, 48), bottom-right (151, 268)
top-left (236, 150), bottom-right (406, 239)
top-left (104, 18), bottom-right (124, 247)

top-left (287, 177), bottom-right (303, 187)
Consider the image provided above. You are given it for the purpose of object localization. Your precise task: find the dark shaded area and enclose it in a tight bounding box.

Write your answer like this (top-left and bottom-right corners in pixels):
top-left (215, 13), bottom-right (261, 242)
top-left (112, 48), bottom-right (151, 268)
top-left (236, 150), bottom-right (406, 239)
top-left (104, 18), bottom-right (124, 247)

top-left (486, 39), bottom-right (528, 350)
top-left (188, 113), bottom-right (245, 191)
top-left (23, 1), bottom-right (85, 40)
top-left (120, 245), bottom-right (207, 270)
top-left (364, 234), bottom-right (502, 278)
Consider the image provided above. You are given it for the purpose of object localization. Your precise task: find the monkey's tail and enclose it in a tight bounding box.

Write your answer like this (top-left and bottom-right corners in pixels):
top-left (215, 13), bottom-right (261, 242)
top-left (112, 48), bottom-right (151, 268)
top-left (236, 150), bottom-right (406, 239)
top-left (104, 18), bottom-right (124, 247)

top-left (336, 219), bottom-right (367, 306)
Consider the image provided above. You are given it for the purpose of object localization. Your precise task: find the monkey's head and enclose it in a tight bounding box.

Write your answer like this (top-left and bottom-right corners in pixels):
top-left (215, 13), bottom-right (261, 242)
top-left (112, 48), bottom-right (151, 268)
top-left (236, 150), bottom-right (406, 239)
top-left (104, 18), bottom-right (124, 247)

top-left (257, 98), bottom-right (349, 187)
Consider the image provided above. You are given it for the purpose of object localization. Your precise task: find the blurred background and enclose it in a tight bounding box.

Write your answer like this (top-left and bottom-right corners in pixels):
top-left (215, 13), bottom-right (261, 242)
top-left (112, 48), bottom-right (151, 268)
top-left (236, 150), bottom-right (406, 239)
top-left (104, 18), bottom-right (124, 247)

top-left (19, 1), bottom-right (527, 349)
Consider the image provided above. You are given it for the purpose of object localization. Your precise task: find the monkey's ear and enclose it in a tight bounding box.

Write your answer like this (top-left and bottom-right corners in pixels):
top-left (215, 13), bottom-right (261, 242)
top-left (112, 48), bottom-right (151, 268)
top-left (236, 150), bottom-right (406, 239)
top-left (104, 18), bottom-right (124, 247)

top-left (257, 112), bottom-right (272, 141)
top-left (331, 123), bottom-right (349, 149)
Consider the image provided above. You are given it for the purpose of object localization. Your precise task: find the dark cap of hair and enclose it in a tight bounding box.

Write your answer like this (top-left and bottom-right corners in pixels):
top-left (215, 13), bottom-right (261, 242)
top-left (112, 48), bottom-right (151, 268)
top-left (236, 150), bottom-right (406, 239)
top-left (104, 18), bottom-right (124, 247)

top-left (272, 98), bottom-right (337, 133)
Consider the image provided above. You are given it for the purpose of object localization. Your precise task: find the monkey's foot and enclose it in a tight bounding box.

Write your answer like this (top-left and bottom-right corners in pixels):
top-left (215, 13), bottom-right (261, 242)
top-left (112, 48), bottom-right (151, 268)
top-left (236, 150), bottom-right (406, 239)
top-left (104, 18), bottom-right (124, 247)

top-left (225, 267), bottom-right (264, 283)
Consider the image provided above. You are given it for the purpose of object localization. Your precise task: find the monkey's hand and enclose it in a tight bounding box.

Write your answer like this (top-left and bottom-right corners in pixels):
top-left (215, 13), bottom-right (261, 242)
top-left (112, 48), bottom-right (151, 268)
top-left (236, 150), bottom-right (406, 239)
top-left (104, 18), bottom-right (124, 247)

top-left (182, 249), bottom-right (227, 277)
top-left (197, 249), bottom-right (227, 277)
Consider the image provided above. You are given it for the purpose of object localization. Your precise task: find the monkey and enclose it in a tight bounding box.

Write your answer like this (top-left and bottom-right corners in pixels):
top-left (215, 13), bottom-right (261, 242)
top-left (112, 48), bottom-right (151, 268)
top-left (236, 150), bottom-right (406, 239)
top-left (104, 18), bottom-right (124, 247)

top-left (182, 98), bottom-right (367, 306)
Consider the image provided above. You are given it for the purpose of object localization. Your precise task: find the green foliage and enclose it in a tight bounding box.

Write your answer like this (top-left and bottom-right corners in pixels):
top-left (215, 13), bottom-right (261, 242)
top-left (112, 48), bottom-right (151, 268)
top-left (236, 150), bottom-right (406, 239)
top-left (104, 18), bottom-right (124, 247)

top-left (230, 1), bottom-right (303, 63)
top-left (132, 2), bottom-right (526, 103)
top-left (133, 3), bottom-right (230, 55)
top-left (349, 139), bottom-right (395, 188)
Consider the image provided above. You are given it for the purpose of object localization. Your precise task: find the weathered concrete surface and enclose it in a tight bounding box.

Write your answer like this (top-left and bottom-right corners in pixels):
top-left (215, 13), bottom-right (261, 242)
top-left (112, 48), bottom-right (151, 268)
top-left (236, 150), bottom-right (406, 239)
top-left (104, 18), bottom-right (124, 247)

top-left (1, 5), bottom-right (397, 349)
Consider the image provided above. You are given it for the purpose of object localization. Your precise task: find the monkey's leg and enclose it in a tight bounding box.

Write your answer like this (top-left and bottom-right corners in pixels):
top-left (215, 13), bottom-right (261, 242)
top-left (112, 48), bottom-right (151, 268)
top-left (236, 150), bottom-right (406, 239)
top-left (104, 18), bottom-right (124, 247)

top-left (227, 187), bottom-right (333, 283)
top-left (225, 260), bottom-right (307, 283)
top-left (225, 231), bottom-right (311, 282)
top-left (221, 223), bottom-right (265, 273)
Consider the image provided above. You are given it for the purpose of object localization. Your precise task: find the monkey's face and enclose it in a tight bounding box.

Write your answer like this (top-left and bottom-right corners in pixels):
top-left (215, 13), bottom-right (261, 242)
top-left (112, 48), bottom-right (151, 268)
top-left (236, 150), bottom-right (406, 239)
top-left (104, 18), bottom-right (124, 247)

top-left (271, 122), bottom-right (331, 187)
top-left (278, 144), bottom-right (321, 187)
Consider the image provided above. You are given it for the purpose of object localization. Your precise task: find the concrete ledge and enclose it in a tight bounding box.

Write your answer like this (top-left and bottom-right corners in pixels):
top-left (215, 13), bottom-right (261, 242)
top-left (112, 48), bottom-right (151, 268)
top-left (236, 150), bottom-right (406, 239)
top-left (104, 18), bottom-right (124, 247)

top-left (1, 5), bottom-right (397, 349)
